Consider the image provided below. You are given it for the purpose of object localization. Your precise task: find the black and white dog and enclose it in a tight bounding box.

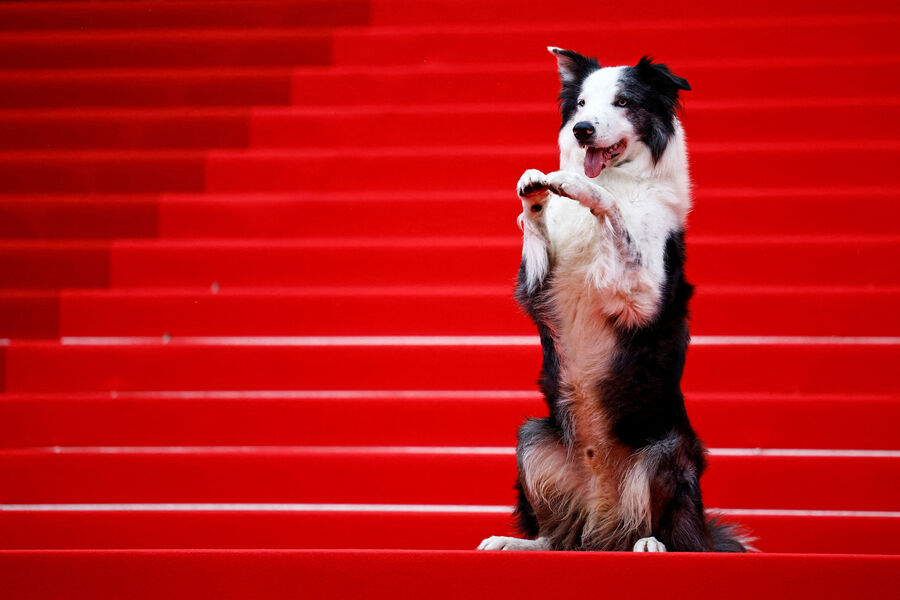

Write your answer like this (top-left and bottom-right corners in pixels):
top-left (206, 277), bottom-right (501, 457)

top-left (478, 48), bottom-right (746, 553)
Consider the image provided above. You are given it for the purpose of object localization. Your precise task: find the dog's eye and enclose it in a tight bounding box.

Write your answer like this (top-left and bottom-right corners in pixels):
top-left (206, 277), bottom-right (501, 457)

top-left (577, 99), bottom-right (585, 107)
top-left (615, 98), bottom-right (628, 107)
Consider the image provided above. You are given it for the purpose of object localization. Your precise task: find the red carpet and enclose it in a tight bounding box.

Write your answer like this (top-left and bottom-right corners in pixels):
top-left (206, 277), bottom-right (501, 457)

top-left (0, 1), bottom-right (898, 598)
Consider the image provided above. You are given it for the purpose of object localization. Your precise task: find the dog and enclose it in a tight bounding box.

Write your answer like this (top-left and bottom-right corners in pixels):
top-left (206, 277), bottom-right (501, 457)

top-left (477, 48), bottom-right (746, 553)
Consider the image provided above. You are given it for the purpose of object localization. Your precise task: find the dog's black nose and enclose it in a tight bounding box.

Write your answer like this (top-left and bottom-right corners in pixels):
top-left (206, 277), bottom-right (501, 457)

top-left (573, 121), bottom-right (595, 142)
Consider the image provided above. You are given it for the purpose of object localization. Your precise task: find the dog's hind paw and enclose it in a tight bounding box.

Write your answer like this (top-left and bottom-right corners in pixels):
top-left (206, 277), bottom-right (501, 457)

top-left (477, 536), bottom-right (549, 551)
top-left (633, 536), bottom-right (667, 552)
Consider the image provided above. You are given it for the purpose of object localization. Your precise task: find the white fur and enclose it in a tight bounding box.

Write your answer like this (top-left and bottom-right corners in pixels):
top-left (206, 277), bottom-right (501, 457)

top-left (633, 536), bottom-right (667, 552)
top-left (478, 536), bottom-right (550, 551)
top-left (618, 452), bottom-right (657, 536)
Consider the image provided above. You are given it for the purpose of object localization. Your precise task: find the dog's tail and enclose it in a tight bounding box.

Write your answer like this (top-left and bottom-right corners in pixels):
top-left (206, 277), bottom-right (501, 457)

top-left (707, 515), bottom-right (756, 552)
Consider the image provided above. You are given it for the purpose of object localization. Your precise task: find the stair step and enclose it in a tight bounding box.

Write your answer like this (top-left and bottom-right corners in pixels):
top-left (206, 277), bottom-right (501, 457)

top-left (0, 194), bottom-right (159, 239)
top-left (1, 549), bottom-right (895, 600)
top-left (1, 391), bottom-right (896, 450)
top-left (2, 285), bottom-right (899, 339)
top-left (1, 446), bottom-right (897, 510)
top-left (0, 68), bottom-right (294, 109)
top-left (0, 507), bottom-right (897, 554)
top-left (2, 340), bottom-right (898, 394)
top-left (292, 57), bottom-right (900, 105)
top-left (331, 17), bottom-right (900, 66)
top-left (251, 99), bottom-right (900, 148)
top-left (0, 0), bottom-right (370, 31)
top-left (0, 29), bottom-right (333, 70)
top-left (1, 188), bottom-right (897, 239)
top-left (0, 108), bottom-right (251, 151)
top-left (370, 0), bottom-right (900, 25)
top-left (1, 142), bottom-right (893, 194)
top-left (203, 143), bottom-right (900, 193)
top-left (0, 150), bottom-right (206, 194)
top-left (0, 237), bottom-right (896, 290)
top-left (2, 58), bottom-right (896, 109)
top-left (0, 17), bottom-right (892, 72)
top-left (1, 98), bottom-right (896, 150)
top-left (4, 0), bottom-right (897, 31)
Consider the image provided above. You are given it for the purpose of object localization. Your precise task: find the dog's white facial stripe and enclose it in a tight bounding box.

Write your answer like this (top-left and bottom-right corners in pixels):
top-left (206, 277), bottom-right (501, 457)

top-left (574, 67), bottom-right (631, 146)
top-left (578, 67), bottom-right (623, 112)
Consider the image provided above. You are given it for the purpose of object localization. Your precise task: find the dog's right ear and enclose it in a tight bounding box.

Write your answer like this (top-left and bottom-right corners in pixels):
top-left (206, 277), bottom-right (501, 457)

top-left (547, 46), bottom-right (601, 87)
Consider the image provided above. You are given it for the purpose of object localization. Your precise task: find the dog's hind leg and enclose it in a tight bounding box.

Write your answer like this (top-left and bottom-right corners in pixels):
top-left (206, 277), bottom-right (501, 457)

top-left (652, 479), bottom-right (713, 552)
top-left (476, 457), bottom-right (551, 551)
top-left (477, 419), bottom-right (554, 551)
top-left (477, 417), bottom-right (582, 551)
top-left (646, 437), bottom-right (729, 552)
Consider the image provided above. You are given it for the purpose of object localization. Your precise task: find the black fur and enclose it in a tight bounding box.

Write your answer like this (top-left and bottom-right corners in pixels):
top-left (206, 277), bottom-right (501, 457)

top-left (514, 261), bottom-right (570, 442)
top-left (601, 230), bottom-right (694, 448)
top-left (618, 57), bottom-right (691, 163)
top-left (550, 48), bottom-right (601, 127)
top-left (709, 516), bottom-right (753, 552)
top-left (514, 478), bottom-right (541, 538)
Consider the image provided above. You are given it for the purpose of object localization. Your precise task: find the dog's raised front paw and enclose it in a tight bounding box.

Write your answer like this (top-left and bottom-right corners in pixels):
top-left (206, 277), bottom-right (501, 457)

top-left (517, 169), bottom-right (551, 214)
top-left (633, 536), bottom-right (667, 552)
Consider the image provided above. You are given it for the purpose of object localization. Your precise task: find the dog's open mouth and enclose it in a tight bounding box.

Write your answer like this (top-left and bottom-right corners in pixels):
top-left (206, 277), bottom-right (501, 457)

top-left (584, 140), bottom-right (626, 178)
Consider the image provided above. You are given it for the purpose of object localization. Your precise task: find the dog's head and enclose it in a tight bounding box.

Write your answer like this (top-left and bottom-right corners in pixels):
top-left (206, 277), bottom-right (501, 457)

top-left (549, 47), bottom-right (690, 178)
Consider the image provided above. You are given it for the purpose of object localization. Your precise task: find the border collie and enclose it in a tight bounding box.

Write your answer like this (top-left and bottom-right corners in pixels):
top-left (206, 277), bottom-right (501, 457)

top-left (477, 48), bottom-right (746, 553)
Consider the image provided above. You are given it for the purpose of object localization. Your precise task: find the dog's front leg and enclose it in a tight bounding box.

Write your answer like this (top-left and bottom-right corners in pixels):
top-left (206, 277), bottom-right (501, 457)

top-left (543, 170), bottom-right (615, 216)
top-left (516, 169), bottom-right (553, 293)
top-left (544, 171), bottom-right (658, 327)
top-left (544, 170), bottom-right (639, 267)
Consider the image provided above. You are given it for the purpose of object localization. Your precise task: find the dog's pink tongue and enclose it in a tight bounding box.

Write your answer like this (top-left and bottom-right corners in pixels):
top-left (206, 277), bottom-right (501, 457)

top-left (584, 147), bottom-right (607, 178)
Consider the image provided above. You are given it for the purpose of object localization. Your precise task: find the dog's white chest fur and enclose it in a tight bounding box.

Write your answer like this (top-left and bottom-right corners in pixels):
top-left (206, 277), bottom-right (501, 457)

top-left (535, 122), bottom-right (692, 436)
top-left (545, 122), bottom-right (690, 337)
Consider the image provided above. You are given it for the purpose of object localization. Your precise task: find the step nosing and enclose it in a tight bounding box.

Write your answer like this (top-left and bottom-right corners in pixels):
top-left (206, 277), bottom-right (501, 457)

top-left (43, 335), bottom-right (900, 347)
top-left (2, 503), bottom-right (899, 519)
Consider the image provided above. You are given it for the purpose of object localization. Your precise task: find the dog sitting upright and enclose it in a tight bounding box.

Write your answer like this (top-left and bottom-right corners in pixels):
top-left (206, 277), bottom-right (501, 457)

top-left (478, 48), bottom-right (746, 553)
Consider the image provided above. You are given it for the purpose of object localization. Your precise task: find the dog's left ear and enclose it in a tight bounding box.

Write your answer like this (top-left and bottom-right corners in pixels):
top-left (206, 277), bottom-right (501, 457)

top-left (635, 56), bottom-right (691, 95)
top-left (548, 46), bottom-right (601, 86)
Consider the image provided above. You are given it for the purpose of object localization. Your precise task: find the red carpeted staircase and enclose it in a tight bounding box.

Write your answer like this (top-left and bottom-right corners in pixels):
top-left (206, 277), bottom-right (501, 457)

top-left (0, 1), bottom-right (898, 598)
